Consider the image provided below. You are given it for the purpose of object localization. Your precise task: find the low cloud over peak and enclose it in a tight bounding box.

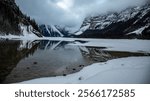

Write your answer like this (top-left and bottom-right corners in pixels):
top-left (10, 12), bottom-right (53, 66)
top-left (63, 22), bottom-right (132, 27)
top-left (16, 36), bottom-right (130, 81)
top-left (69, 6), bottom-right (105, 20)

top-left (16, 0), bottom-right (147, 32)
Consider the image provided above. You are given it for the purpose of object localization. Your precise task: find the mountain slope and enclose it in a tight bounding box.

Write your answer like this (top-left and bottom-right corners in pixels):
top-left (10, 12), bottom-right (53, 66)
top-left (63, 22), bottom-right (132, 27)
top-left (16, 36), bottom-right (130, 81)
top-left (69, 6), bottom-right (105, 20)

top-left (39, 25), bottom-right (64, 37)
top-left (75, 3), bottom-right (150, 39)
top-left (55, 25), bottom-right (70, 37)
top-left (0, 0), bottom-right (42, 37)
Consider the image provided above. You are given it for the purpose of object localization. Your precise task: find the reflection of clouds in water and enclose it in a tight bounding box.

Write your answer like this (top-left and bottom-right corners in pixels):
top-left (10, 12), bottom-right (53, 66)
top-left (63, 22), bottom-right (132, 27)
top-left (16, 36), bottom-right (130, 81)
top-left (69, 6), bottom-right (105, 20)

top-left (1, 39), bottom-right (149, 84)
top-left (3, 40), bottom-right (88, 83)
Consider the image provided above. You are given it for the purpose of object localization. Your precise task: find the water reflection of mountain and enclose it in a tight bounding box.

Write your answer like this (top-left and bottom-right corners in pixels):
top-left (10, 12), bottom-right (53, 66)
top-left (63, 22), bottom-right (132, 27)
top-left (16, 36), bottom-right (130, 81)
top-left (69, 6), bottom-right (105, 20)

top-left (38, 40), bottom-right (69, 50)
top-left (1, 39), bottom-right (149, 83)
top-left (79, 46), bottom-right (149, 63)
top-left (0, 40), bottom-right (39, 83)
top-left (1, 39), bottom-right (112, 83)
top-left (2, 40), bottom-right (91, 83)
top-left (79, 46), bottom-right (112, 62)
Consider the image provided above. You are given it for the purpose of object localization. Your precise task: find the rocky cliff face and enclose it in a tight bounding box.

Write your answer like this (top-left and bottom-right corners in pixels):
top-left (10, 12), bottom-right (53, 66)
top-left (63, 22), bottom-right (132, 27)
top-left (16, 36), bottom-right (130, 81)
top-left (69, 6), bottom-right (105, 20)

top-left (75, 3), bottom-right (150, 39)
top-left (0, 0), bottom-right (42, 37)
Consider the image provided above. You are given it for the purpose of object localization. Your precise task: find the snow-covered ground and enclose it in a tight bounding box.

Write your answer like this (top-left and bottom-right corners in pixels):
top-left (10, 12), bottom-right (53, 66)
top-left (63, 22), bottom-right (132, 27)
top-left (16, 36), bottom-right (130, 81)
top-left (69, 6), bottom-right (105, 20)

top-left (18, 39), bottom-right (150, 84)
top-left (0, 24), bottom-right (40, 40)
top-left (1, 36), bottom-right (150, 53)
top-left (68, 39), bottom-right (150, 53)
top-left (0, 34), bottom-right (39, 40)
top-left (20, 56), bottom-right (150, 84)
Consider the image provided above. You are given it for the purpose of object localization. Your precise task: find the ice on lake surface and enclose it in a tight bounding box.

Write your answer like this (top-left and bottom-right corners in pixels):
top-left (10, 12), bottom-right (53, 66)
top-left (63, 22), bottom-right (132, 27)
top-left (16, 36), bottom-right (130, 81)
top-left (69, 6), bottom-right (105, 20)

top-left (0, 38), bottom-right (150, 84)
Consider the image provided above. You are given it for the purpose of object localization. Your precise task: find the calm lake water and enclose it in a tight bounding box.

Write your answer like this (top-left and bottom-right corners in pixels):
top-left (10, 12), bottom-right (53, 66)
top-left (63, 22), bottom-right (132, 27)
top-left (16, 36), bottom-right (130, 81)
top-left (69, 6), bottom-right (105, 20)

top-left (0, 39), bottom-right (149, 83)
top-left (0, 39), bottom-right (107, 83)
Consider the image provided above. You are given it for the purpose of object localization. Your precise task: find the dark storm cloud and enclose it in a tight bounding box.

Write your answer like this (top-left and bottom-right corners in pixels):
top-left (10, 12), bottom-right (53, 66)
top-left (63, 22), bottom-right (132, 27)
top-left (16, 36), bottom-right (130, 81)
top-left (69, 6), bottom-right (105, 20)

top-left (15, 0), bottom-right (147, 32)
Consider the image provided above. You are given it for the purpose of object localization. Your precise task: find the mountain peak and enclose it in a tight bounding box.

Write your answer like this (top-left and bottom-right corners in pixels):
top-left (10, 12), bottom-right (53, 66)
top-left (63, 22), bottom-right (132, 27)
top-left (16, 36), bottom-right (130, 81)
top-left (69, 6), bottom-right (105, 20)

top-left (75, 3), bottom-right (150, 39)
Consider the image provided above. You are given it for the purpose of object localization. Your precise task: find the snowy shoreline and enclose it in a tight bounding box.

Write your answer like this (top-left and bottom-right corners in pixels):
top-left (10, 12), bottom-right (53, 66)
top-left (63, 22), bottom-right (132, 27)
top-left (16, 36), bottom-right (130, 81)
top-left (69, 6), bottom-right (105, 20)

top-left (1, 36), bottom-right (150, 53)
top-left (20, 56), bottom-right (150, 84)
top-left (1, 37), bottom-right (150, 84)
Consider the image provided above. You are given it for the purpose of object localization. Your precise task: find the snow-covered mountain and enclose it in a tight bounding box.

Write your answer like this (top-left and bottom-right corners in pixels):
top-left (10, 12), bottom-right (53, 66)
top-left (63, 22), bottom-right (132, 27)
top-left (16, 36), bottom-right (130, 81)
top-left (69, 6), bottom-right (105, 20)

top-left (39, 25), bottom-right (64, 37)
top-left (75, 3), bottom-right (150, 39)
top-left (39, 25), bottom-right (65, 37)
top-left (0, 0), bottom-right (42, 38)
top-left (55, 25), bottom-right (71, 37)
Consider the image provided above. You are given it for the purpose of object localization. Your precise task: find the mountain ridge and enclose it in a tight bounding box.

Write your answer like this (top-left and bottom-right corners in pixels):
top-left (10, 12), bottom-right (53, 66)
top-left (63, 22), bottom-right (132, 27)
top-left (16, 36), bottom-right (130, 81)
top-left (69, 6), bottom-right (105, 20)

top-left (39, 24), bottom-right (71, 37)
top-left (39, 25), bottom-right (64, 37)
top-left (75, 3), bottom-right (150, 39)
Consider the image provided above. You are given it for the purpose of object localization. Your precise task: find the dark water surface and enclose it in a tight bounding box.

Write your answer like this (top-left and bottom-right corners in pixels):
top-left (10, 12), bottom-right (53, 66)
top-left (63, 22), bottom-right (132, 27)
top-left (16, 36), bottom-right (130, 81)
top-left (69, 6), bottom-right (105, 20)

top-left (0, 39), bottom-right (149, 83)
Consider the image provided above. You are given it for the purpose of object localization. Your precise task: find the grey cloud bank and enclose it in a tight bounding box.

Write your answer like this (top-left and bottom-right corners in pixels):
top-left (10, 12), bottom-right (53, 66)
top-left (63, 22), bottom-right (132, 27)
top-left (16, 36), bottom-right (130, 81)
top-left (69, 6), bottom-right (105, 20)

top-left (16, 0), bottom-right (147, 32)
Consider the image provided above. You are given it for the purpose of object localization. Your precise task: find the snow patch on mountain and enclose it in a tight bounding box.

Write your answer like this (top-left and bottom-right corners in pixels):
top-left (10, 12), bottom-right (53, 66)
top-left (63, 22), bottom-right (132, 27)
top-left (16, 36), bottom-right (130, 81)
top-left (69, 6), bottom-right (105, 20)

top-left (127, 26), bottom-right (148, 35)
top-left (48, 25), bottom-right (64, 37)
top-left (20, 24), bottom-right (39, 37)
top-left (0, 24), bottom-right (41, 39)
top-left (74, 24), bottom-right (90, 35)
top-left (40, 25), bottom-right (64, 37)
top-left (75, 3), bottom-right (150, 38)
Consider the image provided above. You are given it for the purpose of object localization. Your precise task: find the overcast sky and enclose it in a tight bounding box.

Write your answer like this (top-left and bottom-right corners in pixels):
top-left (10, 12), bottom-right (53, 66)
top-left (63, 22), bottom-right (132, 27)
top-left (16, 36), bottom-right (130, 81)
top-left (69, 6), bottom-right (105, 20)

top-left (16, 0), bottom-right (147, 31)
